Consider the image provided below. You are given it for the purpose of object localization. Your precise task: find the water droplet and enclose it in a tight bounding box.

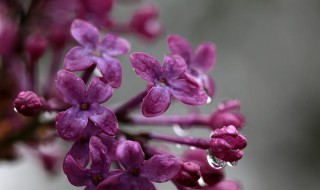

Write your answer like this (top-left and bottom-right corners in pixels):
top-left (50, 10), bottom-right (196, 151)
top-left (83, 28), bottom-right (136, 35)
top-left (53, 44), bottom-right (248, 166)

top-left (227, 161), bottom-right (238, 167)
top-left (198, 177), bottom-right (207, 187)
top-left (206, 150), bottom-right (226, 169)
top-left (173, 124), bottom-right (191, 136)
top-left (206, 97), bottom-right (212, 104)
top-left (13, 107), bottom-right (18, 113)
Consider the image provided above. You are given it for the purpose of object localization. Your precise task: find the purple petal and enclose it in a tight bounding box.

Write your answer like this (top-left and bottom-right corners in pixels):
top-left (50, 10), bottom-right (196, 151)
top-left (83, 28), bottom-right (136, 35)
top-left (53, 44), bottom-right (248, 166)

top-left (96, 57), bottom-right (122, 88)
top-left (56, 70), bottom-right (86, 105)
top-left (169, 79), bottom-right (208, 105)
top-left (89, 136), bottom-right (111, 174)
top-left (140, 154), bottom-right (182, 183)
top-left (89, 106), bottom-right (118, 136)
top-left (142, 86), bottom-right (171, 117)
top-left (202, 75), bottom-right (216, 97)
top-left (69, 140), bottom-right (90, 168)
top-left (96, 173), bottom-right (156, 190)
top-left (98, 133), bottom-right (119, 161)
top-left (162, 55), bottom-right (187, 80)
top-left (99, 33), bottom-right (130, 56)
top-left (167, 34), bottom-right (193, 65)
top-left (63, 155), bottom-right (88, 186)
top-left (116, 140), bottom-right (144, 170)
top-left (130, 52), bottom-right (161, 82)
top-left (87, 77), bottom-right (113, 103)
top-left (193, 42), bottom-right (216, 72)
top-left (71, 19), bottom-right (99, 48)
top-left (64, 46), bottom-right (94, 71)
top-left (56, 108), bottom-right (88, 141)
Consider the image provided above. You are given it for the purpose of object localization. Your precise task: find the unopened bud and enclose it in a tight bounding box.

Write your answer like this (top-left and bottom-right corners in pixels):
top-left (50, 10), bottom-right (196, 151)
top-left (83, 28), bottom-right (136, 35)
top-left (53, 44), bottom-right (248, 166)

top-left (25, 34), bottom-right (48, 61)
top-left (175, 161), bottom-right (201, 187)
top-left (14, 91), bottom-right (43, 116)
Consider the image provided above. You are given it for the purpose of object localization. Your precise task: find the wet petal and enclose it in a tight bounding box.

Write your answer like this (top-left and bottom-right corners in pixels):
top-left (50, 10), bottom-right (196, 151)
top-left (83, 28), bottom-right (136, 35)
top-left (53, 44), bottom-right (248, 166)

top-left (63, 154), bottom-right (88, 186)
top-left (162, 55), bottom-right (187, 80)
top-left (89, 136), bottom-right (111, 174)
top-left (96, 57), bottom-right (122, 88)
top-left (140, 154), bottom-right (182, 183)
top-left (202, 75), bottom-right (216, 97)
top-left (96, 173), bottom-right (156, 190)
top-left (56, 108), bottom-right (88, 141)
top-left (116, 140), bottom-right (144, 170)
top-left (193, 42), bottom-right (216, 72)
top-left (89, 106), bottom-right (118, 136)
top-left (64, 46), bottom-right (94, 71)
top-left (71, 19), bottom-right (99, 48)
top-left (169, 79), bottom-right (208, 105)
top-left (87, 77), bottom-right (113, 103)
top-left (130, 52), bottom-right (161, 82)
top-left (167, 34), bottom-right (193, 65)
top-left (100, 33), bottom-right (130, 56)
top-left (56, 70), bottom-right (87, 105)
top-left (142, 86), bottom-right (171, 117)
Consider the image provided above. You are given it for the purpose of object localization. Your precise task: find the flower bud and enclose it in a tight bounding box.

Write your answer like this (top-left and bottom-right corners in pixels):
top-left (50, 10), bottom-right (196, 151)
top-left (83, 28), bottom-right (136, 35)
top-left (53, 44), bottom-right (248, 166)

top-left (25, 34), bottom-right (48, 61)
top-left (129, 4), bottom-right (163, 40)
top-left (13, 91), bottom-right (43, 116)
top-left (175, 161), bottom-right (201, 187)
top-left (210, 100), bottom-right (245, 130)
top-left (210, 125), bottom-right (247, 162)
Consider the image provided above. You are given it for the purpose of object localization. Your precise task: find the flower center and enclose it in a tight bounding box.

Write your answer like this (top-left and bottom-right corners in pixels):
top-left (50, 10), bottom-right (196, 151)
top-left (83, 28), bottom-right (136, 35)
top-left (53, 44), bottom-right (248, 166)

top-left (91, 50), bottom-right (102, 57)
top-left (80, 103), bottom-right (90, 110)
top-left (131, 168), bottom-right (140, 176)
top-left (159, 78), bottom-right (168, 86)
top-left (92, 174), bottom-right (103, 184)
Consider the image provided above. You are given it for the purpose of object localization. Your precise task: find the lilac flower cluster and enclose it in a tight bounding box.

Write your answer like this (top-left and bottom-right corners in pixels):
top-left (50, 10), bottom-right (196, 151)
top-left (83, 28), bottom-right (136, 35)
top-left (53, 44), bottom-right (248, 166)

top-left (1, 0), bottom-right (247, 189)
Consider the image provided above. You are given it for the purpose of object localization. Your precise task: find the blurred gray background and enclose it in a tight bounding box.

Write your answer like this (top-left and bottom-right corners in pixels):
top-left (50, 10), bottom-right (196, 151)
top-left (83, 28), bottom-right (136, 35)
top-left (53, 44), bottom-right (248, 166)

top-left (1, 0), bottom-right (320, 189)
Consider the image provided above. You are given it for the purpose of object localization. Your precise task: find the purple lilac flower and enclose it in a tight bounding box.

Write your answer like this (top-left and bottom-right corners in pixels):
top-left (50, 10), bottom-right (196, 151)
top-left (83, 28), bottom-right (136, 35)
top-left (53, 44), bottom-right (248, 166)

top-left (13, 91), bottom-right (43, 116)
top-left (63, 136), bottom-right (111, 190)
top-left (167, 34), bottom-right (216, 97)
top-left (55, 70), bottom-right (118, 141)
top-left (210, 125), bottom-right (247, 162)
top-left (64, 19), bottom-right (130, 88)
top-left (96, 140), bottom-right (182, 190)
top-left (130, 52), bottom-right (208, 117)
top-left (210, 100), bottom-right (246, 130)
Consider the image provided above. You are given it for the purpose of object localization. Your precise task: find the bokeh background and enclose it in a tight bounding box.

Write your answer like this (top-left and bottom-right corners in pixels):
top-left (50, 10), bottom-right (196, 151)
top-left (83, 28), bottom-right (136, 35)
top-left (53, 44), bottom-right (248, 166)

top-left (1, 0), bottom-right (320, 189)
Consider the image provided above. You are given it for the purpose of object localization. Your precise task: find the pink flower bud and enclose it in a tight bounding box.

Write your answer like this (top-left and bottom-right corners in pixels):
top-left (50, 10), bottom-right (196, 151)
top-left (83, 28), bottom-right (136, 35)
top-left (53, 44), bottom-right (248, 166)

top-left (210, 126), bottom-right (247, 162)
top-left (25, 34), bottom-right (48, 60)
top-left (175, 161), bottom-right (201, 187)
top-left (13, 91), bottom-right (43, 116)
top-left (129, 4), bottom-right (163, 40)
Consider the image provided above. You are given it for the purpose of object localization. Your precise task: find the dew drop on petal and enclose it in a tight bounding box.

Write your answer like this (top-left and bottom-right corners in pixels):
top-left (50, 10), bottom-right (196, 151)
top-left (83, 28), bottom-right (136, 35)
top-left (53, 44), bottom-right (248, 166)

top-left (198, 177), bottom-right (207, 187)
top-left (207, 150), bottom-right (226, 169)
top-left (190, 146), bottom-right (196, 150)
top-left (206, 96), bottom-right (212, 104)
top-left (227, 161), bottom-right (238, 167)
top-left (14, 107), bottom-right (18, 113)
top-left (173, 124), bottom-right (191, 136)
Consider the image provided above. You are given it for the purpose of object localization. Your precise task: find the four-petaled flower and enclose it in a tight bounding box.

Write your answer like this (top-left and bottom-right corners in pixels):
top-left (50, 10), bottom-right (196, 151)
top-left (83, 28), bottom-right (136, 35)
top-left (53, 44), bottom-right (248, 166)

top-left (56, 70), bottom-right (118, 141)
top-left (210, 125), bottom-right (247, 162)
top-left (96, 140), bottom-right (182, 190)
top-left (64, 19), bottom-right (130, 88)
top-left (167, 34), bottom-right (216, 97)
top-left (130, 52), bottom-right (208, 117)
top-left (63, 136), bottom-right (111, 190)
